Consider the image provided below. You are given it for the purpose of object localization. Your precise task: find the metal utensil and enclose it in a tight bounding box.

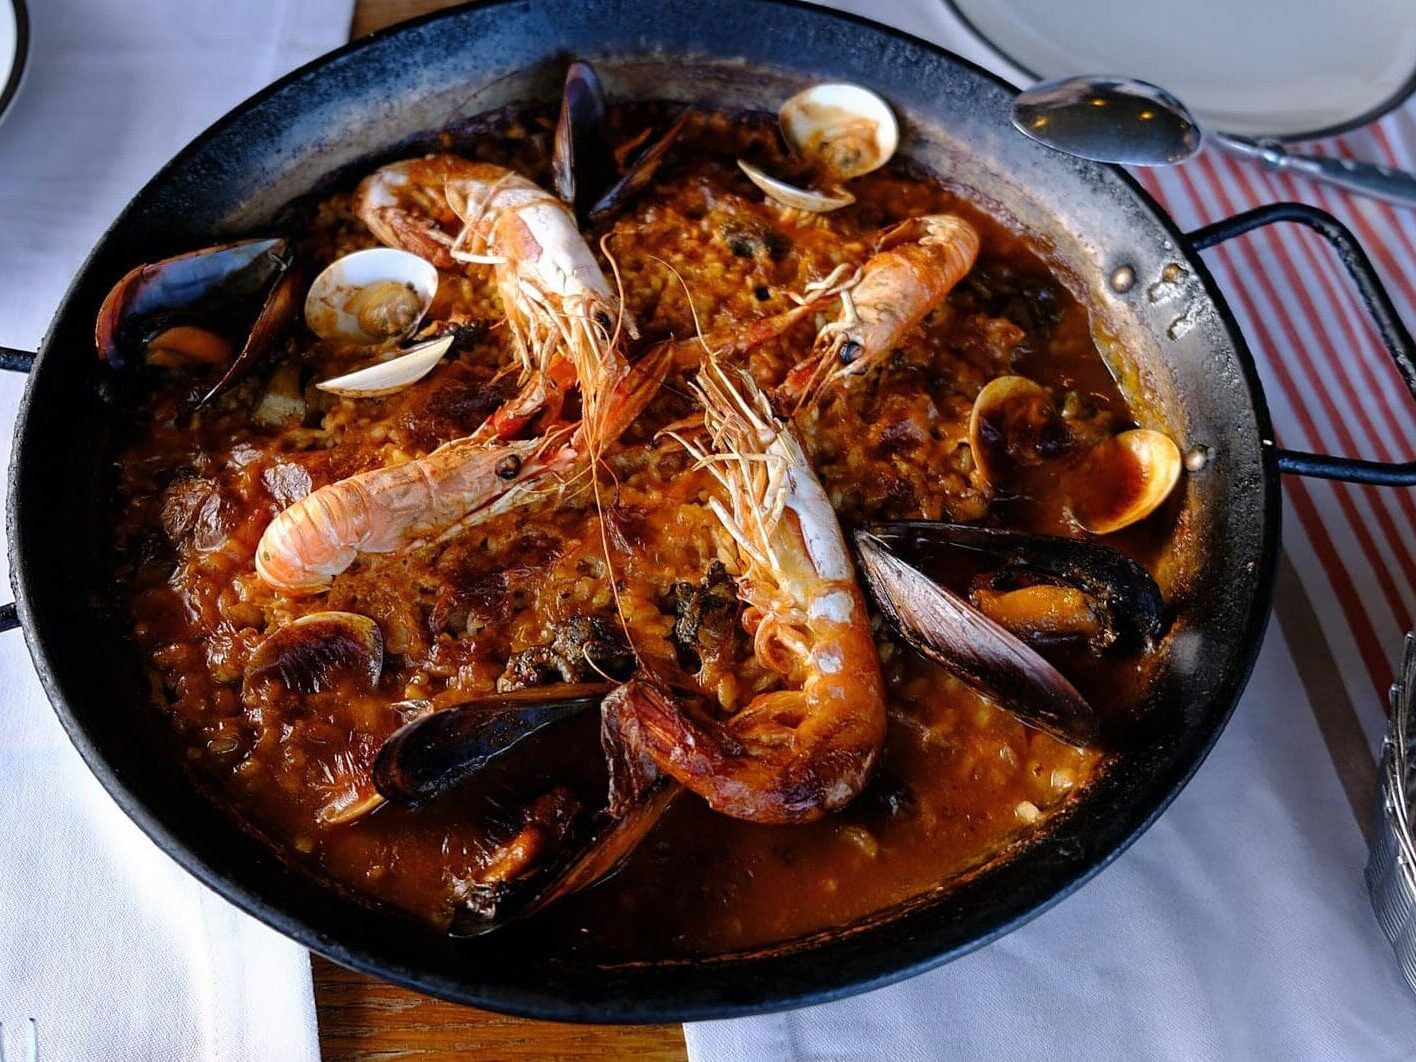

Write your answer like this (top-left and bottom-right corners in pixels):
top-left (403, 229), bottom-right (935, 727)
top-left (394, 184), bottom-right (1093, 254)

top-left (1013, 75), bottom-right (1416, 210)
top-left (1368, 631), bottom-right (1416, 995)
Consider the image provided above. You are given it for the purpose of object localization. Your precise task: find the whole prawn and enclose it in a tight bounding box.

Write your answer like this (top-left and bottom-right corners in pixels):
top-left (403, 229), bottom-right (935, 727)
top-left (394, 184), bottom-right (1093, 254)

top-left (604, 358), bottom-right (886, 825)
top-left (257, 156), bottom-right (658, 594)
top-left (780, 213), bottom-right (980, 409)
top-left (356, 156), bottom-right (628, 442)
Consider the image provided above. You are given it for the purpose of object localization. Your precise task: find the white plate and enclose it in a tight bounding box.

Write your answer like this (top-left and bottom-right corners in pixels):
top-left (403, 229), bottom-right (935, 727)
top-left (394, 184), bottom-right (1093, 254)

top-left (0, 0), bottom-right (27, 126)
top-left (948, 0), bottom-right (1416, 138)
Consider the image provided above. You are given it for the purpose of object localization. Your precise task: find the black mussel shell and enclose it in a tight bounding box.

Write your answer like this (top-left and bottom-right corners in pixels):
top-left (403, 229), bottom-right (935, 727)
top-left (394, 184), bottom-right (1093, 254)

top-left (96, 237), bottom-right (289, 370)
top-left (855, 532), bottom-right (1099, 746)
top-left (372, 682), bottom-right (613, 806)
top-left (866, 521), bottom-right (1166, 653)
top-left (552, 59), bottom-right (614, 217)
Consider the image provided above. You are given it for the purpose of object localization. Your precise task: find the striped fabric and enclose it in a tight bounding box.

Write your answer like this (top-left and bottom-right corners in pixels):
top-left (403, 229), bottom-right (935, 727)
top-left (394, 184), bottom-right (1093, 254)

top-left (1132, 108), bottom-right (1416, 750)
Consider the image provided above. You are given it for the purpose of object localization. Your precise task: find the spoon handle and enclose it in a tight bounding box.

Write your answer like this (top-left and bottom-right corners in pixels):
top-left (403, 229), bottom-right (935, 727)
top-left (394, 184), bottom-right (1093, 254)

top-left (1213, 133), bottom-right (1416, 211)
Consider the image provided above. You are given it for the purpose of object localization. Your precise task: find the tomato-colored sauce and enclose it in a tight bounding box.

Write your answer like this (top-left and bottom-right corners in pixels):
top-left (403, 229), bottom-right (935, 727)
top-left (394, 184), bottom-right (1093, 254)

top-left (111, 107), bottom-right (1178, 958)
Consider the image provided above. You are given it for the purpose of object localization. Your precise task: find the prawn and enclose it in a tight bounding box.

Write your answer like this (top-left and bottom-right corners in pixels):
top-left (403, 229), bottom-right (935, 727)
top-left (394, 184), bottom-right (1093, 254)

top-left (779, 213), bottom-right (980, 409)
top-left (259, 158), bottom-right (660, 594)
top-left (256, 340), bottom-right (671, 594)
top-left (603, 358), bottom-right (886, 824)
top-left (356, 156), bottom-right (629, 444)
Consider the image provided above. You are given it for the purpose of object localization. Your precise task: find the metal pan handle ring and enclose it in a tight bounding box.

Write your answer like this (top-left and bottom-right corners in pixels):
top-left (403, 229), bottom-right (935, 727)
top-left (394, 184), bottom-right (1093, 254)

top-left (0, 346), bottom-right (37, 633)
top-left (1187, 202), bottom-right (1416, 486)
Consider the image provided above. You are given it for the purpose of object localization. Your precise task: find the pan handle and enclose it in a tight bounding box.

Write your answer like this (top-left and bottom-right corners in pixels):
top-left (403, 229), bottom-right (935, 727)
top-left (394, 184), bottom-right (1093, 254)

top-left (1187, 202), bottom-right (1416, 485)
top-left (0, 347), bottom-right (36, 633)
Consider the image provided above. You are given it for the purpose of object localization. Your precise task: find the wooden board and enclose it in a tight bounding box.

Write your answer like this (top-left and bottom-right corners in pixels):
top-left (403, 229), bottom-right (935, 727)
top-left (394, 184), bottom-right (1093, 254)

top-left (313, 3), bottom-right (690, 1058)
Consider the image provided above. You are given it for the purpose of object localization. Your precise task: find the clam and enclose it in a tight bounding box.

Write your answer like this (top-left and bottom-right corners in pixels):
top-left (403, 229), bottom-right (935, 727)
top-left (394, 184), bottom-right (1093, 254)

top-left (969, 375), bottom-right (1182, 534)
top-left (550, 57), bottom-right (691, 223)
top-left (315, 333), bottom-right (455, 398)
top-left (779, 82), bottom-right (899, 180)
top-left (855, 532), bottom-right (1099, 745)
top-left (304, 248), bottom-right (437, 345)
top-left (736, 160), bottom-right (855, 213)
top-left (95, 238), bottom-right (296, 405)
top-left (736, 81), bottom-right (898, 214)
top-left (243, 611), bottom-right (383, 698)
top-left (1072, 429), bottom-right (1183, 535)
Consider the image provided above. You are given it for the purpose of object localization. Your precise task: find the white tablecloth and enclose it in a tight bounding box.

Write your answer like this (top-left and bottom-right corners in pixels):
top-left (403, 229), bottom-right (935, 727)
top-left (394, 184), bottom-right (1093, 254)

top-left (0, 3), bottom-right (350, 1060)
top-left (687, 2), bottom-right (1416, 1059)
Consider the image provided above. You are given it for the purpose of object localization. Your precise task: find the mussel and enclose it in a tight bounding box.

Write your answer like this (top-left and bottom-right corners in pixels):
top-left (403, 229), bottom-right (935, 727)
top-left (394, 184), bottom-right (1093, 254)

top-left (368, 680), bottom-right (679, 934)
top-left (551, 57), bottom-right (690, 223)
top-left (738, 82), bottom-right (899, 213)
top-left (372, 682), bottom-right (613, 806)
top-left (95, 237), bottom-right (297, 408)
top-left (866, 521), bottom-right (1165, 654)
top-left (856, 532), bottom-right (1099, 745)
top-left (969, 375), bottom-right (1182, 534)
top-left (304, 247), bottom-right (437, 345)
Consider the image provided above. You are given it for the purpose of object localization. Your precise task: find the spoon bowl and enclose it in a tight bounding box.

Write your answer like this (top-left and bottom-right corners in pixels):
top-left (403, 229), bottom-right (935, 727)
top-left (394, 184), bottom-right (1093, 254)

top-left (1012, 75), bottom-right (1201, 166)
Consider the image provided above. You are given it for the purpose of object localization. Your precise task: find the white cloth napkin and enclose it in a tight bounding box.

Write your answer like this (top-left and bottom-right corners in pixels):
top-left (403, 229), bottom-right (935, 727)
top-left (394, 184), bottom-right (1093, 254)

top-left (0, 3), bottom-right (351, 1060)
top-left (687, 2), bottom-right (1416, 1058)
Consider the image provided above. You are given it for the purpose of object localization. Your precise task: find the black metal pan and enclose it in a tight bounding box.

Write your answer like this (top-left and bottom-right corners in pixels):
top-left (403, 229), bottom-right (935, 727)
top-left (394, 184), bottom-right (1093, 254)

top-left (1, 0), bottom-right (1412, 1022)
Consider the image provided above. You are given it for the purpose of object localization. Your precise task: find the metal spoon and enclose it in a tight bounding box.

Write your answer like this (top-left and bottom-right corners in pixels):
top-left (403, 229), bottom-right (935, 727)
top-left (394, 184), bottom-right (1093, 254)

top-left (1012, 75), bottom-right (1416, 210)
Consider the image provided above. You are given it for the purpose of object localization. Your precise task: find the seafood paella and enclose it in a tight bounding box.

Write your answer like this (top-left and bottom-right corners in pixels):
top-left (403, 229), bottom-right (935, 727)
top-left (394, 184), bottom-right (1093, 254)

top-left (106, 67), bottom-right (1185, 956)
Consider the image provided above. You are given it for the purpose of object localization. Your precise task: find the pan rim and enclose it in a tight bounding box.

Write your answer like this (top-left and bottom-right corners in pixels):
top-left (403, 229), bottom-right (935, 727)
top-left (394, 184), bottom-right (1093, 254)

top-left (5, 0), bottom-right (1282, 1021)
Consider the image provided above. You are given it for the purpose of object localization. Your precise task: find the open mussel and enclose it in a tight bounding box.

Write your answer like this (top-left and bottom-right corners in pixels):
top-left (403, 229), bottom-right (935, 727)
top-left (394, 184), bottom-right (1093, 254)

top-left (95, 237), bottom-right (297, 408)
top-left (855, 532), bottom-right (1099, 745)
top-left (372, 682), bottom-right (612, 806)
top-left (368, 679), bottom-right (680, 934)
top-left (738, 82), bottom-right (898, 213)
top-left (867, 521), bottom-right (1165, 654)
top-left (551, 57), bottom-right (690, 223)
top-left (970, 375), bottom-right (1182, 534)
top-left (448, 778), bottom-right (679, 936)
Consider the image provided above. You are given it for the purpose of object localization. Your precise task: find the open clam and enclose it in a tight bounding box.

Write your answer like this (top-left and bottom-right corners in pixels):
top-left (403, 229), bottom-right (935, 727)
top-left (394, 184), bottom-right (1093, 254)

top-left (315, 333), bottom-right (455, 398)
top-left (243, 611), bottom-right (384, 698)
top-left (304, 247), bottom-right (437, 345)
top-left (969, 375), bottom-right (1182, 534)
top-left (780, 82), bottom-right (899, 180)
top-left (738, 82), bottom-right (898, 213)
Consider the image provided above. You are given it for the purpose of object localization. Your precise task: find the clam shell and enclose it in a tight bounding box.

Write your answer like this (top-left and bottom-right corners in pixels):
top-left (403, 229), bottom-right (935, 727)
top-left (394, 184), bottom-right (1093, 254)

top-left (305, 248), bottom-right (437, 345)
top-left (736, 160), bottom-right (855, 213)
top-left (243, 611), bottom-right (384, 697)
top-left (315, 334), bottom-right (454, 398)
top-left (1073, 428), bottom-right (1183, 535)
top-left (779, 82), bottom-right (898, 179)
